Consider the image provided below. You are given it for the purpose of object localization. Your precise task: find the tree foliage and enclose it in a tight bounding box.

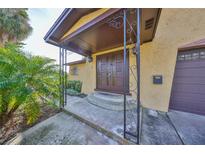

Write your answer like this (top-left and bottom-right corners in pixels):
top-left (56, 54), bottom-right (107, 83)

top-left (0, 44), bottom-right (59, 127)
top-left (0, 9), bottom-right (32, 46)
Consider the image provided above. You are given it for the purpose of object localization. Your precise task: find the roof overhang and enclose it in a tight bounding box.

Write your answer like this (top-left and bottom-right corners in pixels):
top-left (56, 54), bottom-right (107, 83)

top-left (178, 38), bottom-right (205, 51)
top-left (44, 8), bottom-right (99, 47)
top-left (44, 8), bottom-right (161, 56)
top-left (66, 59), bottom-right (86, 66)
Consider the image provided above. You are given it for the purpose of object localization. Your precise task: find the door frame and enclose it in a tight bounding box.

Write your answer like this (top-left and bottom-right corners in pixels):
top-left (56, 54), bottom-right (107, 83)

top-left (95, 50), bottom-right (129, 94)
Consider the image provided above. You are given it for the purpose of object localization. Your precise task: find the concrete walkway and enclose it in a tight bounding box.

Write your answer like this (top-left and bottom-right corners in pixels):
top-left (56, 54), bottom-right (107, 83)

top-left (7, 112), bottom-right (118, 145)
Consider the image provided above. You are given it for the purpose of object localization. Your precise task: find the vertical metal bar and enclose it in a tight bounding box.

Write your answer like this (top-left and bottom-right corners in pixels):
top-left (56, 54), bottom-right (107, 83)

top-left (123, 9), bottom-right (127, 138)
top-left (63, 49), bottom-right (65, 106)
top-left (65, 50), bottom-right (67, 106)
top-left (63, 49), bottom-right (65, 108)
top-left (136, 8), bottom-right (141, 144)
top-left (62, 49), bottom-right (65, 107)
top-left (62, 49), bottom-right (64, 108)
top-left (59, 47), bottom-right (62, 109)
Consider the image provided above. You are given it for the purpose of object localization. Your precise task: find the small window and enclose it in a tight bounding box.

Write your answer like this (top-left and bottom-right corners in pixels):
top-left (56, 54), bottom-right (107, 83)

top-left (178, 48), bottom-right (205, 61)
top-left (70, 66), bottom-right (78, 76)
top-left (200, 51), bottom-right (205, 59)
top-left (178, 54), bottom-right (185, 61)
top-left (184, 54), bottom-right (192, 60)
top-left (192, 52), bottom-right (199, 60)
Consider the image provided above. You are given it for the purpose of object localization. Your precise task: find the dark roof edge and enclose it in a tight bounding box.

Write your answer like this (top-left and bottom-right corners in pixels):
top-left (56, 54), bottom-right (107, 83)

top-left (178, 45), bottom-right (205, 51)
top-left (66, 59), bottom-right (86, 66)
top-left (151, 8), bottom-right (162, 42)
top-left (178, 38), bottom-right (205, 51)
top-left (44, 8), bottom-right (72, 42)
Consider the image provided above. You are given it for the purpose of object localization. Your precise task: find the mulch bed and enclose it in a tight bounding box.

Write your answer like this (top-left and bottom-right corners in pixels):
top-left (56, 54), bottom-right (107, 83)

top-left (0, 104), bottom-right (60, 144)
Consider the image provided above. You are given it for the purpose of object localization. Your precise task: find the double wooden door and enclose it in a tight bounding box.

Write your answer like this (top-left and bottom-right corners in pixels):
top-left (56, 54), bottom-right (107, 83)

top-left (96, 51), bottom-right (129, 93)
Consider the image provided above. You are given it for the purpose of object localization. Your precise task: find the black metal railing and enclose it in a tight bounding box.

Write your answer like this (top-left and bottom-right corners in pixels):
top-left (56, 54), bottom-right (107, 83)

top-left (59, 47), bottom-right (68, 109)
top-left (123, 8), bottom-right (141, 144)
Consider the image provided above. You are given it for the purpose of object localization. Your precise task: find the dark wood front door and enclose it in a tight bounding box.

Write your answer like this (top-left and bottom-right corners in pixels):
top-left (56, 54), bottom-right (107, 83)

top-left (96, 51), bottom-right (129, 93)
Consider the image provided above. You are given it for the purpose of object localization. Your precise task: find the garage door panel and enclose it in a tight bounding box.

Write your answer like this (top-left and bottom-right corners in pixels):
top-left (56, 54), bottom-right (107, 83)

top-left (172, 104), bottom-right (205, 113)
top-left (174, 68), bottom-right (205, 77)
top-left (176, 60), bottom-right (205, 69)
top-left (173, 76), bottom-right (205, 84)
top-left (171, 83), bottom-right (205, 94)
top-left (170, 49), bottom-right (205, 115)
top-left (170, 98), bottom-right (205, 106)
top-left (170, 99), bottom-right (204, 109)
top-left (170, 101), bottom-right (190, 109)
top-left (172, 82), bottom-right (205, 89)
top-left (171, 92), bottom-right (205, 102)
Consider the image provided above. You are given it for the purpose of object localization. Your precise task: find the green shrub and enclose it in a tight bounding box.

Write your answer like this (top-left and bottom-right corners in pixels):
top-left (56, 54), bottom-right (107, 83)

top-left (67, 80), bottom-right (82, 93)
top-left (66, 89), bottom-right (86, 98)
top-left (75, 81), bottom-right (82, 93)
top-left (66, 89), bottom-right (79, 95)
top-left (0, 43), bottom-right (59, 126)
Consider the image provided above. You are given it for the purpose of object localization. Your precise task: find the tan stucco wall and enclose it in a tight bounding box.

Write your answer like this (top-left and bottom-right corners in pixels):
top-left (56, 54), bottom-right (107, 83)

top-left (137, 9), bottom-right (205, 111)
top-left (68, 9), bottom-right (205, 112)
top-left (68, 62), bottom-right (94, 93)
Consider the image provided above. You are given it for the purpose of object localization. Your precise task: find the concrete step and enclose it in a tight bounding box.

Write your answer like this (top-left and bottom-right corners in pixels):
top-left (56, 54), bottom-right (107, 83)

top-left (86, 92), bottom-right (137, 111)
top-left (93, 92), bottom-right (133, 103)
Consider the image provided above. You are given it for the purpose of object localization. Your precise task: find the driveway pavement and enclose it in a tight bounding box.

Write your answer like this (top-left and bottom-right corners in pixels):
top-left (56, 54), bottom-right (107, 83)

top-left (141, 109), bottom-right (182, 144)
top-left (167, 110), bottom-right (205, 145)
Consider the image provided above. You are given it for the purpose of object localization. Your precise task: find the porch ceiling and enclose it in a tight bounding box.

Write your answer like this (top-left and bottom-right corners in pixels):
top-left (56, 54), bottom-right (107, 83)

top-left (44, 8), bottom-right (161, 56)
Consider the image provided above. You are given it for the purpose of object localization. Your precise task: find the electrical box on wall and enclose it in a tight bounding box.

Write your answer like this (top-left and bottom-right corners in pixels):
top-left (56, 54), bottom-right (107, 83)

top-left (153, 75), bottom-right (163, 84)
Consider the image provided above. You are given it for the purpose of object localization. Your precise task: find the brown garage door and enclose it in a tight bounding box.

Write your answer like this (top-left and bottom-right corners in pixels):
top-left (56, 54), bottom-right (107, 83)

top-left (169, 48), bottom-right (205, 115)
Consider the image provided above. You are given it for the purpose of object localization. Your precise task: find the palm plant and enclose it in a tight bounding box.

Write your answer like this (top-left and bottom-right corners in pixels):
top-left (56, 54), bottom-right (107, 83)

top-left (0, 44), bottom-right (59, 127)
top-left (0, 9), bottom-right (32, 46)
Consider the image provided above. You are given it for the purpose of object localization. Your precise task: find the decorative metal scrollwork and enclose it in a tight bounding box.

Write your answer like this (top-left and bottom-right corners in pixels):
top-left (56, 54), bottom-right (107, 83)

top-left (127, 20), bottom-right (137, 35)
top-left (106, 11), bottom-right (124, 29)
top-left (129, 64), bottom-right (137, 94)
top-left (105, 9), bottom-right (137, 46)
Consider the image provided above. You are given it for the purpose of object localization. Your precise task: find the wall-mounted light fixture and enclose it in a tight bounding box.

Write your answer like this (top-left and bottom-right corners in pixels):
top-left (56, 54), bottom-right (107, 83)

top-left (86, 56), bottom-right (93, 63)
top-left (132, 46), bottom-right (137, 55)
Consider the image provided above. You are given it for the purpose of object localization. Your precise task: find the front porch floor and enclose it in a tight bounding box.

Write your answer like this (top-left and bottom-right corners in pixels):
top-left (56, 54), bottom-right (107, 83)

top-left (64, 95), bottom-right (183, 144)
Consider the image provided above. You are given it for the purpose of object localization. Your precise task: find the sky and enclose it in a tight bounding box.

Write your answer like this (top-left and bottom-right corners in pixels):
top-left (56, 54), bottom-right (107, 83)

top-left (23, 8), bottom-right (82, 64)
